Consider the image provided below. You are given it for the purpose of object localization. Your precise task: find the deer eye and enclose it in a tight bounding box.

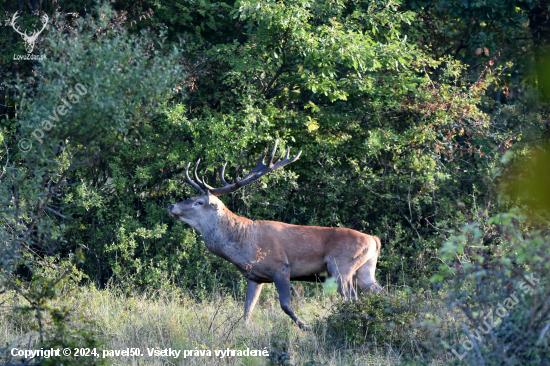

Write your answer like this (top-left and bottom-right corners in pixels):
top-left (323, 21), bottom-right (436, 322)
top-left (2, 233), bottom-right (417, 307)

top-left (197, 201), bottom-right (203, 205)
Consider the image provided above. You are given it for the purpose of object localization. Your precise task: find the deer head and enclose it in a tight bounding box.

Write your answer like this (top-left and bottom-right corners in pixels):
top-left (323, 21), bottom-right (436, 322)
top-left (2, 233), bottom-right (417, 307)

top-left (11, 12), bottom-right (49, 54)
top-left (167, 141), bottom-right (301, 229)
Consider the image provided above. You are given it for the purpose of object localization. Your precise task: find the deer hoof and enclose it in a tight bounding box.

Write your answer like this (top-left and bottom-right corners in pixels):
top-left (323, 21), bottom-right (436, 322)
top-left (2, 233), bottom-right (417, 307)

top-left (368, 283), bottom-right (383, 295)
top-left (297, 321), bottom-right (311, 332)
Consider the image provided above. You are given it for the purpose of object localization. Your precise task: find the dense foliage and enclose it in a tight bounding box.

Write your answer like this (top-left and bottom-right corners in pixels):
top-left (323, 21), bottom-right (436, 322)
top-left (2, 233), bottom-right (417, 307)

top-left (433, 209), bottom-right (550, 365)
top-left (0, 0), bottom-right (549, 363)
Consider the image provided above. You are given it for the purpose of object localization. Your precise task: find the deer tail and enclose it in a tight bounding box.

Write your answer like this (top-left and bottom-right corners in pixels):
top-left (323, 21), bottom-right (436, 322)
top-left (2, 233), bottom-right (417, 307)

top-left (373, 236), bottom-right (381, 255)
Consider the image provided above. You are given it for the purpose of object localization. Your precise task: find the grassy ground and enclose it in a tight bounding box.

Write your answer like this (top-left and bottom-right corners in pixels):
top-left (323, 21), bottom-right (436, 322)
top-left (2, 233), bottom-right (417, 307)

top-left (1, 283), bottom-right (454, 365)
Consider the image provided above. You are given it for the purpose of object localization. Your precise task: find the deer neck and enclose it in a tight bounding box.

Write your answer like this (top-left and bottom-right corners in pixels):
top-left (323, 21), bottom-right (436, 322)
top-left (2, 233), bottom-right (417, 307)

top-left (198, 208), bottom-right (254, 254)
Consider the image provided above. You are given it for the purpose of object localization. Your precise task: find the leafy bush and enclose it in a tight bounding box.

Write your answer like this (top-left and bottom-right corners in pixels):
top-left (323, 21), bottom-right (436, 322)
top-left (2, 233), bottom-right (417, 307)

top-left (51, 0), bottom-right (520, 295)
top-left (321, 291), bottom-right (438, 349)
top-left (433, 209), bottom-right (550, 365)
top-left (0, 257), bottom-right (107, 365)
top-left (0, 2), bottom-right (182, 361)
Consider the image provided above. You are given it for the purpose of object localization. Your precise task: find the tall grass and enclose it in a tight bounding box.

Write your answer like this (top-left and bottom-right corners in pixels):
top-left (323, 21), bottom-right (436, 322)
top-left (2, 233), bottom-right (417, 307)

top-left (1, 282), bottom-right (454, 365)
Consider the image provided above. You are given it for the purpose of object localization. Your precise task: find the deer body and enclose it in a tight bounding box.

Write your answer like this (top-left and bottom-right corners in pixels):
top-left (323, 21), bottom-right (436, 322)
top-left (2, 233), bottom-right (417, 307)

top-left (168, 143), bottom-right (382, 330)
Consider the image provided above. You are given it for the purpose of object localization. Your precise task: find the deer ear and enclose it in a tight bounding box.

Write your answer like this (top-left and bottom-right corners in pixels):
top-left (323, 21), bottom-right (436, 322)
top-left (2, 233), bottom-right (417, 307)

top-left (206, 190), bottom-right (219, 210)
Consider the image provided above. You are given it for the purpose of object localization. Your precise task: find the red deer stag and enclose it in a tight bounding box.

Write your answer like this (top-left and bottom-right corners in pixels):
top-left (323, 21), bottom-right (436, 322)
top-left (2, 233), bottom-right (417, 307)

top-left (167, 142), bottom-right (382, 330)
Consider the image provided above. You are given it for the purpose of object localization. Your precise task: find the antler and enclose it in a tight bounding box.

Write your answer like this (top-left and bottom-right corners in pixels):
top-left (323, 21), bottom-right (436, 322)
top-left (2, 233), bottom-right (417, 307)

top-left (185, 141), bottom-right (302, 196)
top-left (185, 159), bottom-right (206, 195)
top-left (10, 12), bottom-right (27, 37)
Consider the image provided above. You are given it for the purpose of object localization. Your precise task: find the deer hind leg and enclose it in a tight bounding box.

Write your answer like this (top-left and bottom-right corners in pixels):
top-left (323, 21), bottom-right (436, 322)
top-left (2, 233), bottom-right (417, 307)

top-left (327, 261), bottom-right (356, 300)
top-left (244, 280), bottom-right (264, 325)
top-left (354, 253), bottom-right (382, 294)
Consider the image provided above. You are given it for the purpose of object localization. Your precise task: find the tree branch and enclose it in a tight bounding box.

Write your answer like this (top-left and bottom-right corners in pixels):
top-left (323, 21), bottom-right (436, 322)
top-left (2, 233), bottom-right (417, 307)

top-left (262, 24), bottom-right (292, 94)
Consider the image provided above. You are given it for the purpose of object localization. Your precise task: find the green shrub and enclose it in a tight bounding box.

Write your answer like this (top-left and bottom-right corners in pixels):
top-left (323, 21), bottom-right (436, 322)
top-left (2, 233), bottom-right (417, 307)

top-left (433, 210), bottom-right (550, 365)
top-left (0, 2), bottom-right (182, 362)
top-left (322, 292), bottom-right (424, 347)
top-left (0, 257), bottom-right (107, 365)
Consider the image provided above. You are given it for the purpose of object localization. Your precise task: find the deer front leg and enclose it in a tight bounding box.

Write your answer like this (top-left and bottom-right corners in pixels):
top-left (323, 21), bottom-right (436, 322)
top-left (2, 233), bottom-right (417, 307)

top-left (272, 273), bottom-right (310, 331)
top-left (244, 280), bottom-right (264, 324)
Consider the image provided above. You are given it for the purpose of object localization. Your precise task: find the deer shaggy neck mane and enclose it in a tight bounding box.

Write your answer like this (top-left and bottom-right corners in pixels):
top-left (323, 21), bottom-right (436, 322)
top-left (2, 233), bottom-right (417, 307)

top-left (201, 207), bottom-right (255, 250)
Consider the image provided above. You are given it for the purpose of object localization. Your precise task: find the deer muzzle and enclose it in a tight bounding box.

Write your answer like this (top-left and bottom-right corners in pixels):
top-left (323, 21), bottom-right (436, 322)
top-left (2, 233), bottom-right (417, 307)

top-left (167, 204), bottom-right (178, 217)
